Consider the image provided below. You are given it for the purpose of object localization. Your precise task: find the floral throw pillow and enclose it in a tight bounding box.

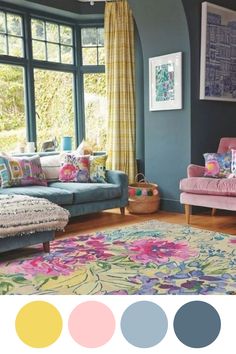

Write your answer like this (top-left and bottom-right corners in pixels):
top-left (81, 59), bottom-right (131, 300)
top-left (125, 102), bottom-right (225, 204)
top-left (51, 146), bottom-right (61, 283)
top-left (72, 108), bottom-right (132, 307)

top-left (203, 152), bottom-right (231, 178)
top-left (59, 153), bottom-right (90, 182)
top-left (231, 149), bottom-right (236, 176)
top-left (0, 154), bottom-right (47, 188)
top-left (89, 155), bottom-right (108, 183)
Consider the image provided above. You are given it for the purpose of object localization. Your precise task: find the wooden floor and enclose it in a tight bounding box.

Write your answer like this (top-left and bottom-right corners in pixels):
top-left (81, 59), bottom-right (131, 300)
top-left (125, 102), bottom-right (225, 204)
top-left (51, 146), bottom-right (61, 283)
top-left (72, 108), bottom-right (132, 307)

top-left (57, 207), bottom-right (236, 238)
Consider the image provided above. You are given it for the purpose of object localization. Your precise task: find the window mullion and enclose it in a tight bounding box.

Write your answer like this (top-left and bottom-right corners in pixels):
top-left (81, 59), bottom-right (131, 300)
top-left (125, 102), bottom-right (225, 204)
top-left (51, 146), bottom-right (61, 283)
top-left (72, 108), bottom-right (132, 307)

top-left (74, 25), bottom-right (84, 146)
top-left (24, 13), bottom-right (37, 146)
top-left (4, 12), bottom-right (9, 55)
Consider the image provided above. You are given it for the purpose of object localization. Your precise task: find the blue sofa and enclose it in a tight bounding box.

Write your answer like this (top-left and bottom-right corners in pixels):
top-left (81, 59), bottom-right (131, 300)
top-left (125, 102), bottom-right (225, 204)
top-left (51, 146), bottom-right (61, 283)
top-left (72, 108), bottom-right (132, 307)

top-left (0, 170), bottom-right (128, 217)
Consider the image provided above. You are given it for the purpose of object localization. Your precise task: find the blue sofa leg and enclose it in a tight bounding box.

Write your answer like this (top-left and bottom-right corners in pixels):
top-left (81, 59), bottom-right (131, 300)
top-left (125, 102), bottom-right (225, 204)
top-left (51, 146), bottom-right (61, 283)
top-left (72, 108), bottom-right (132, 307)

top-left (120, 207), bottom-right (125, 215)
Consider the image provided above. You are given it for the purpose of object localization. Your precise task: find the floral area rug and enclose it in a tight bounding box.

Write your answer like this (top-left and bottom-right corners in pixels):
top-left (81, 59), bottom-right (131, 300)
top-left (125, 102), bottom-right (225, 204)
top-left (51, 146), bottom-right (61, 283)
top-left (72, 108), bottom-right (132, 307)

top-left (0, 220), bottom-right (236, 295)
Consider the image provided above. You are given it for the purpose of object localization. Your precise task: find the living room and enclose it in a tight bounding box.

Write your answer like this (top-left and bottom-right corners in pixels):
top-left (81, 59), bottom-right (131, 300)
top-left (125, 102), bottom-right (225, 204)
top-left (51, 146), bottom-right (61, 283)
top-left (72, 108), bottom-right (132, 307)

top-left (0, 0), bottom-right (236, 296)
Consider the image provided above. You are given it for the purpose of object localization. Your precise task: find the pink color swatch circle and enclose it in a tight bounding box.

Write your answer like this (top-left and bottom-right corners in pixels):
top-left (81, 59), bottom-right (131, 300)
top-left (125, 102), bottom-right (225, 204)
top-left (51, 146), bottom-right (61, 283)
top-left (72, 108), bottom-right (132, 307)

top-left (68, 301), bottom-right (115, 348)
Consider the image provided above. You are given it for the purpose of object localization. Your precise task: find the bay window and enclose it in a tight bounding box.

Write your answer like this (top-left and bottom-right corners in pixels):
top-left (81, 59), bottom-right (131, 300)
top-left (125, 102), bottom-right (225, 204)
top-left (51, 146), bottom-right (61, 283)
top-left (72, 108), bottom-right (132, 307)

top-left (0, 4), bottom-right (106, 153)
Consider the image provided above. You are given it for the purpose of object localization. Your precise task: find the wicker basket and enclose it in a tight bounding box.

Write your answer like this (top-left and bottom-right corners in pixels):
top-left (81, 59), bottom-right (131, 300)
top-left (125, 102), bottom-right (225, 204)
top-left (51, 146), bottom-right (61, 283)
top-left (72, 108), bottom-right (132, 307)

top-left (127, 174), bottom-right (160, 214)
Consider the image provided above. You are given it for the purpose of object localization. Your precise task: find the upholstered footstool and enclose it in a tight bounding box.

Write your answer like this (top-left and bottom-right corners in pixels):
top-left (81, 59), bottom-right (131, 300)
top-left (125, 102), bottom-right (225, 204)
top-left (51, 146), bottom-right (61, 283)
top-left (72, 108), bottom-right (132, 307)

top-left (0, 195), bottom-right (69, 253)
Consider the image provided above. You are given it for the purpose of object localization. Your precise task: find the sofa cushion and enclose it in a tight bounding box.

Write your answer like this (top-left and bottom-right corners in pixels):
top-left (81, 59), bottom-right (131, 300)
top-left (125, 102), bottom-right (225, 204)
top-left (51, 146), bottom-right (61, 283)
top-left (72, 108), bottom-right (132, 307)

top-left (180, 177), bottom-right (236, 196)
top-left (49, 181), bottom-right (121, 204)
top-left (0, 154), bottom-right (47, 188)
top-left (89, 155), bottom-right (108, 183)
top-left (59, 153), bottom-right (90, 183)
top-left (40, 154), bottom-right (61, 182)
top-left (0, 185), bottom-right (73, 205)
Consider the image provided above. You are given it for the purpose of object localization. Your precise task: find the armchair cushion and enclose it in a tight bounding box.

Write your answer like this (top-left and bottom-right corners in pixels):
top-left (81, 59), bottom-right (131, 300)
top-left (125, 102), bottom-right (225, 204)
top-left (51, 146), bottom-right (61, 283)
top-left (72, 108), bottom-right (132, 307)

top-left (180, 177), bottom-right (236, 197)
top-left (232, 149), bottom-right (236, 176)
top-left (203, 152), bottom-right (231, 178)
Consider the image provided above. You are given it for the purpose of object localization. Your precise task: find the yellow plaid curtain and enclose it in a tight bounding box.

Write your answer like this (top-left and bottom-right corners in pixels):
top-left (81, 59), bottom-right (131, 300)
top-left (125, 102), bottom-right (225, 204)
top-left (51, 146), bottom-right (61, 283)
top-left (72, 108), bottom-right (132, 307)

top-left (105, 0), bottom-right (137, 183)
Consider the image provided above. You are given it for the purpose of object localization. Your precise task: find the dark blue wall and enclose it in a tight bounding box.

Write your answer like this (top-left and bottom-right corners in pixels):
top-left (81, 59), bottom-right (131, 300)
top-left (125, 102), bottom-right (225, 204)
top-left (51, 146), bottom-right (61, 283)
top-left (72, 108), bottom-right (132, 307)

top-left (182, 0), bottom-right (236, 165)
top-left (129, 0), bottom-right (191, 211)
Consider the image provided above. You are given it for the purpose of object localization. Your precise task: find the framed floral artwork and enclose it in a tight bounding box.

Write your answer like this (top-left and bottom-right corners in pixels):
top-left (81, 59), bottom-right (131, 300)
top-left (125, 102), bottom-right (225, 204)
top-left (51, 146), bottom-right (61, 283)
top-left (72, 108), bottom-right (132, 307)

top-left (149, 52), bottom-right (182, 111)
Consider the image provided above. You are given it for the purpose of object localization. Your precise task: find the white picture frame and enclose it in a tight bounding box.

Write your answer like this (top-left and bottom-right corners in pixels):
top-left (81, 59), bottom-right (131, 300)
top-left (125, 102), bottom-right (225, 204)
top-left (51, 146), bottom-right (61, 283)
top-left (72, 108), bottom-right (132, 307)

top-left (149, 52), bottom-right (182, 111)
top-left (200, 2), bottom-right (236, 101)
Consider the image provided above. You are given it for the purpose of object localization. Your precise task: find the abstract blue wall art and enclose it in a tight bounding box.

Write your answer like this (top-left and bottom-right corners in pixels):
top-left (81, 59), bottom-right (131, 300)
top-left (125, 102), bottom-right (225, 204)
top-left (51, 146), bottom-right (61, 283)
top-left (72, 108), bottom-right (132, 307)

top-left (200, 2), bottom-right (236, 101)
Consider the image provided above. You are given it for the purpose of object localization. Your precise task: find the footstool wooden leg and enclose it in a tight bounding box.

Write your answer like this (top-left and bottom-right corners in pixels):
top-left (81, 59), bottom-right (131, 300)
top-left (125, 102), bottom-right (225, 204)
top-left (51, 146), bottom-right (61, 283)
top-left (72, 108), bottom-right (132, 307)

top-left (120, 207), bottom-right (125, 215)
top-left (185, 204), bottom-right (191, 224)
top-left (211, 208), bottom-right (216, 216)
top-left (43, 241), bottom-right (50, 253)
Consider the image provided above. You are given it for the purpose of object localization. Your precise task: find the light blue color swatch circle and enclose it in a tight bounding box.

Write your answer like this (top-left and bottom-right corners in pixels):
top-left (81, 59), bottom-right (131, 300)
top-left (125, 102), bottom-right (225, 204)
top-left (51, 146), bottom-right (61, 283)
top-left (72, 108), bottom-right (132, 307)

top-left (174, 301), bottom-right (221, 348)
top-left (120, 301), bottom-right (168, 348)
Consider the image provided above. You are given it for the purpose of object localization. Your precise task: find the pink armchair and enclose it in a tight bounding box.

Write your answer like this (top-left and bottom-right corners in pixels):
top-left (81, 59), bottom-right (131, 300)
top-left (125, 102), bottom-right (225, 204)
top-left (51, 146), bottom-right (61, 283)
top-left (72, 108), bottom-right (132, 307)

top-left (180, 137), bottom-right (236, 224)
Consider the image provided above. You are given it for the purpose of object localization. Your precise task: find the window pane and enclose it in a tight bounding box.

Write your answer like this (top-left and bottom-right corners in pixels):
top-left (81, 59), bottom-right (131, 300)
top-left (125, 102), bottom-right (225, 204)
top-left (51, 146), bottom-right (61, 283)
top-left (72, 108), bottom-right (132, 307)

top-left (98, 47), bottom-right (105, 65)
top-left (82, 47), bottom-right (97, 65)
top-left (60, 25), bottom-right (72, 45)
top-left (7, 13), bottom-right (22, 36)
top-left (34, 69), bottom-right (75, 150)
top-left (47, 43), bottom-right (60, 62)
top-left (46, 22), bottom-right (59, 43)
top-left (84, 73), bottom-right (107, 151)
top-left (8, 36), bottom-right (23, 57)
top-left (0, 34), bottom-right (7, 55)
top-left (97, 27), bottom-right (104, 46)
top-left (61, 45), bottom-right (73, 64)
top-left (81, 28), bottom-right (97, 47)
top-left (31, 19), bottom-right (45, 40)
top-left (0, 64), bottom-right (26, 153)
top-left (0, 11), bottom-right (6, 33)
top-left (32, 40), bottom-right (46, 60)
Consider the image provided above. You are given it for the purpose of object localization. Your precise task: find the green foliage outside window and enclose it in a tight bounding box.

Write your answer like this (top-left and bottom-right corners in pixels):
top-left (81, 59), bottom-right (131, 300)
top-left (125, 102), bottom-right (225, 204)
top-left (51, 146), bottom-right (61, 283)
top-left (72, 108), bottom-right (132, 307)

top-left (0, 64), bottom-right (26, 152)
top-left (0, 11), bottom-right (107, 153)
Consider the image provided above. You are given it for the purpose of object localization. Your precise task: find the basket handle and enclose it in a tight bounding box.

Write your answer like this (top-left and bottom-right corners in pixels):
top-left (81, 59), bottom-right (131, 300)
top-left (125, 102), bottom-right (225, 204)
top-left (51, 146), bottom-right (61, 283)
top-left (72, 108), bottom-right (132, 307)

top-left (135, 173), bottom-right (150, 184)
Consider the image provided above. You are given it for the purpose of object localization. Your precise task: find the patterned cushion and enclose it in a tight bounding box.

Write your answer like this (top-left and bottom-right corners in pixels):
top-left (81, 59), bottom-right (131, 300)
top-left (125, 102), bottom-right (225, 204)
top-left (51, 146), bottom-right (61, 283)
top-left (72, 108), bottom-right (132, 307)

top-left (0, 154), bottom-right (47, 188)
top-left (231, 149), bottom-right (236, 176)
top-left (203, 152), bottom-right (231, 178)
top-left (59, 153), bottom-right (90, 183)
top-left (90, 155), bottom-right (108, 183)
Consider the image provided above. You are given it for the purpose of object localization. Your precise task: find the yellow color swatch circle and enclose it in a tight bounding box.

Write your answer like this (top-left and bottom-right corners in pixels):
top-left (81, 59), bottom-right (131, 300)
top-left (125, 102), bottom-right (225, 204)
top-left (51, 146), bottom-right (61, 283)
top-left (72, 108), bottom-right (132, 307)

top-left (15, 301), bottom-right (62, 348)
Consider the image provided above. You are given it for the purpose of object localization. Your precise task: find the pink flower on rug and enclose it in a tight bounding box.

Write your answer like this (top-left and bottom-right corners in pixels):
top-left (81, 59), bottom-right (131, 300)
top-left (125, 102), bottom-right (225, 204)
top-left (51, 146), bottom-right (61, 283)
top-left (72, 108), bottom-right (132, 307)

top-left (81, 234), bottom-right (114, 262)
top-left (230, 238), bottom-right (236, 244)
top-left (12, 255), bottom-right (77, 276)
top-left (127, 238), bottom-right (198, 264)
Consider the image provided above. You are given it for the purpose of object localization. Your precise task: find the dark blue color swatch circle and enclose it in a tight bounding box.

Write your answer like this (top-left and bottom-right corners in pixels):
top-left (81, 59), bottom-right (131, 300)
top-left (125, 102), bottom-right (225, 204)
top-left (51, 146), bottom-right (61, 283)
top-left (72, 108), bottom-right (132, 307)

top-left (174, 301), bottom-right (221, 348)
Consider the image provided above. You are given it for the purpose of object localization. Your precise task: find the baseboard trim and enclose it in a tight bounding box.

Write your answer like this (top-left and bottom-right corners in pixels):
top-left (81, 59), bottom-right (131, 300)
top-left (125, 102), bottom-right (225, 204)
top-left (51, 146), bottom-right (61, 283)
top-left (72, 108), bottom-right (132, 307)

top-left (160, 198), bottom-right (184, 213)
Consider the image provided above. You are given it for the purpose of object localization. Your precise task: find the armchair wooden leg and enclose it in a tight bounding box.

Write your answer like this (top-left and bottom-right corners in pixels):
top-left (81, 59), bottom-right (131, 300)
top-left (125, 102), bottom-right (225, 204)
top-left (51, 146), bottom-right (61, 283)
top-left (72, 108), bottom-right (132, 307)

top-left (120, 207), bottom-right (125, 215)
top-left (184, 204), bottom-right (191, 224)
top-left (43, 241), bottom-right (50, 253)
top-left (211, 208), bottom-right (216, 216)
